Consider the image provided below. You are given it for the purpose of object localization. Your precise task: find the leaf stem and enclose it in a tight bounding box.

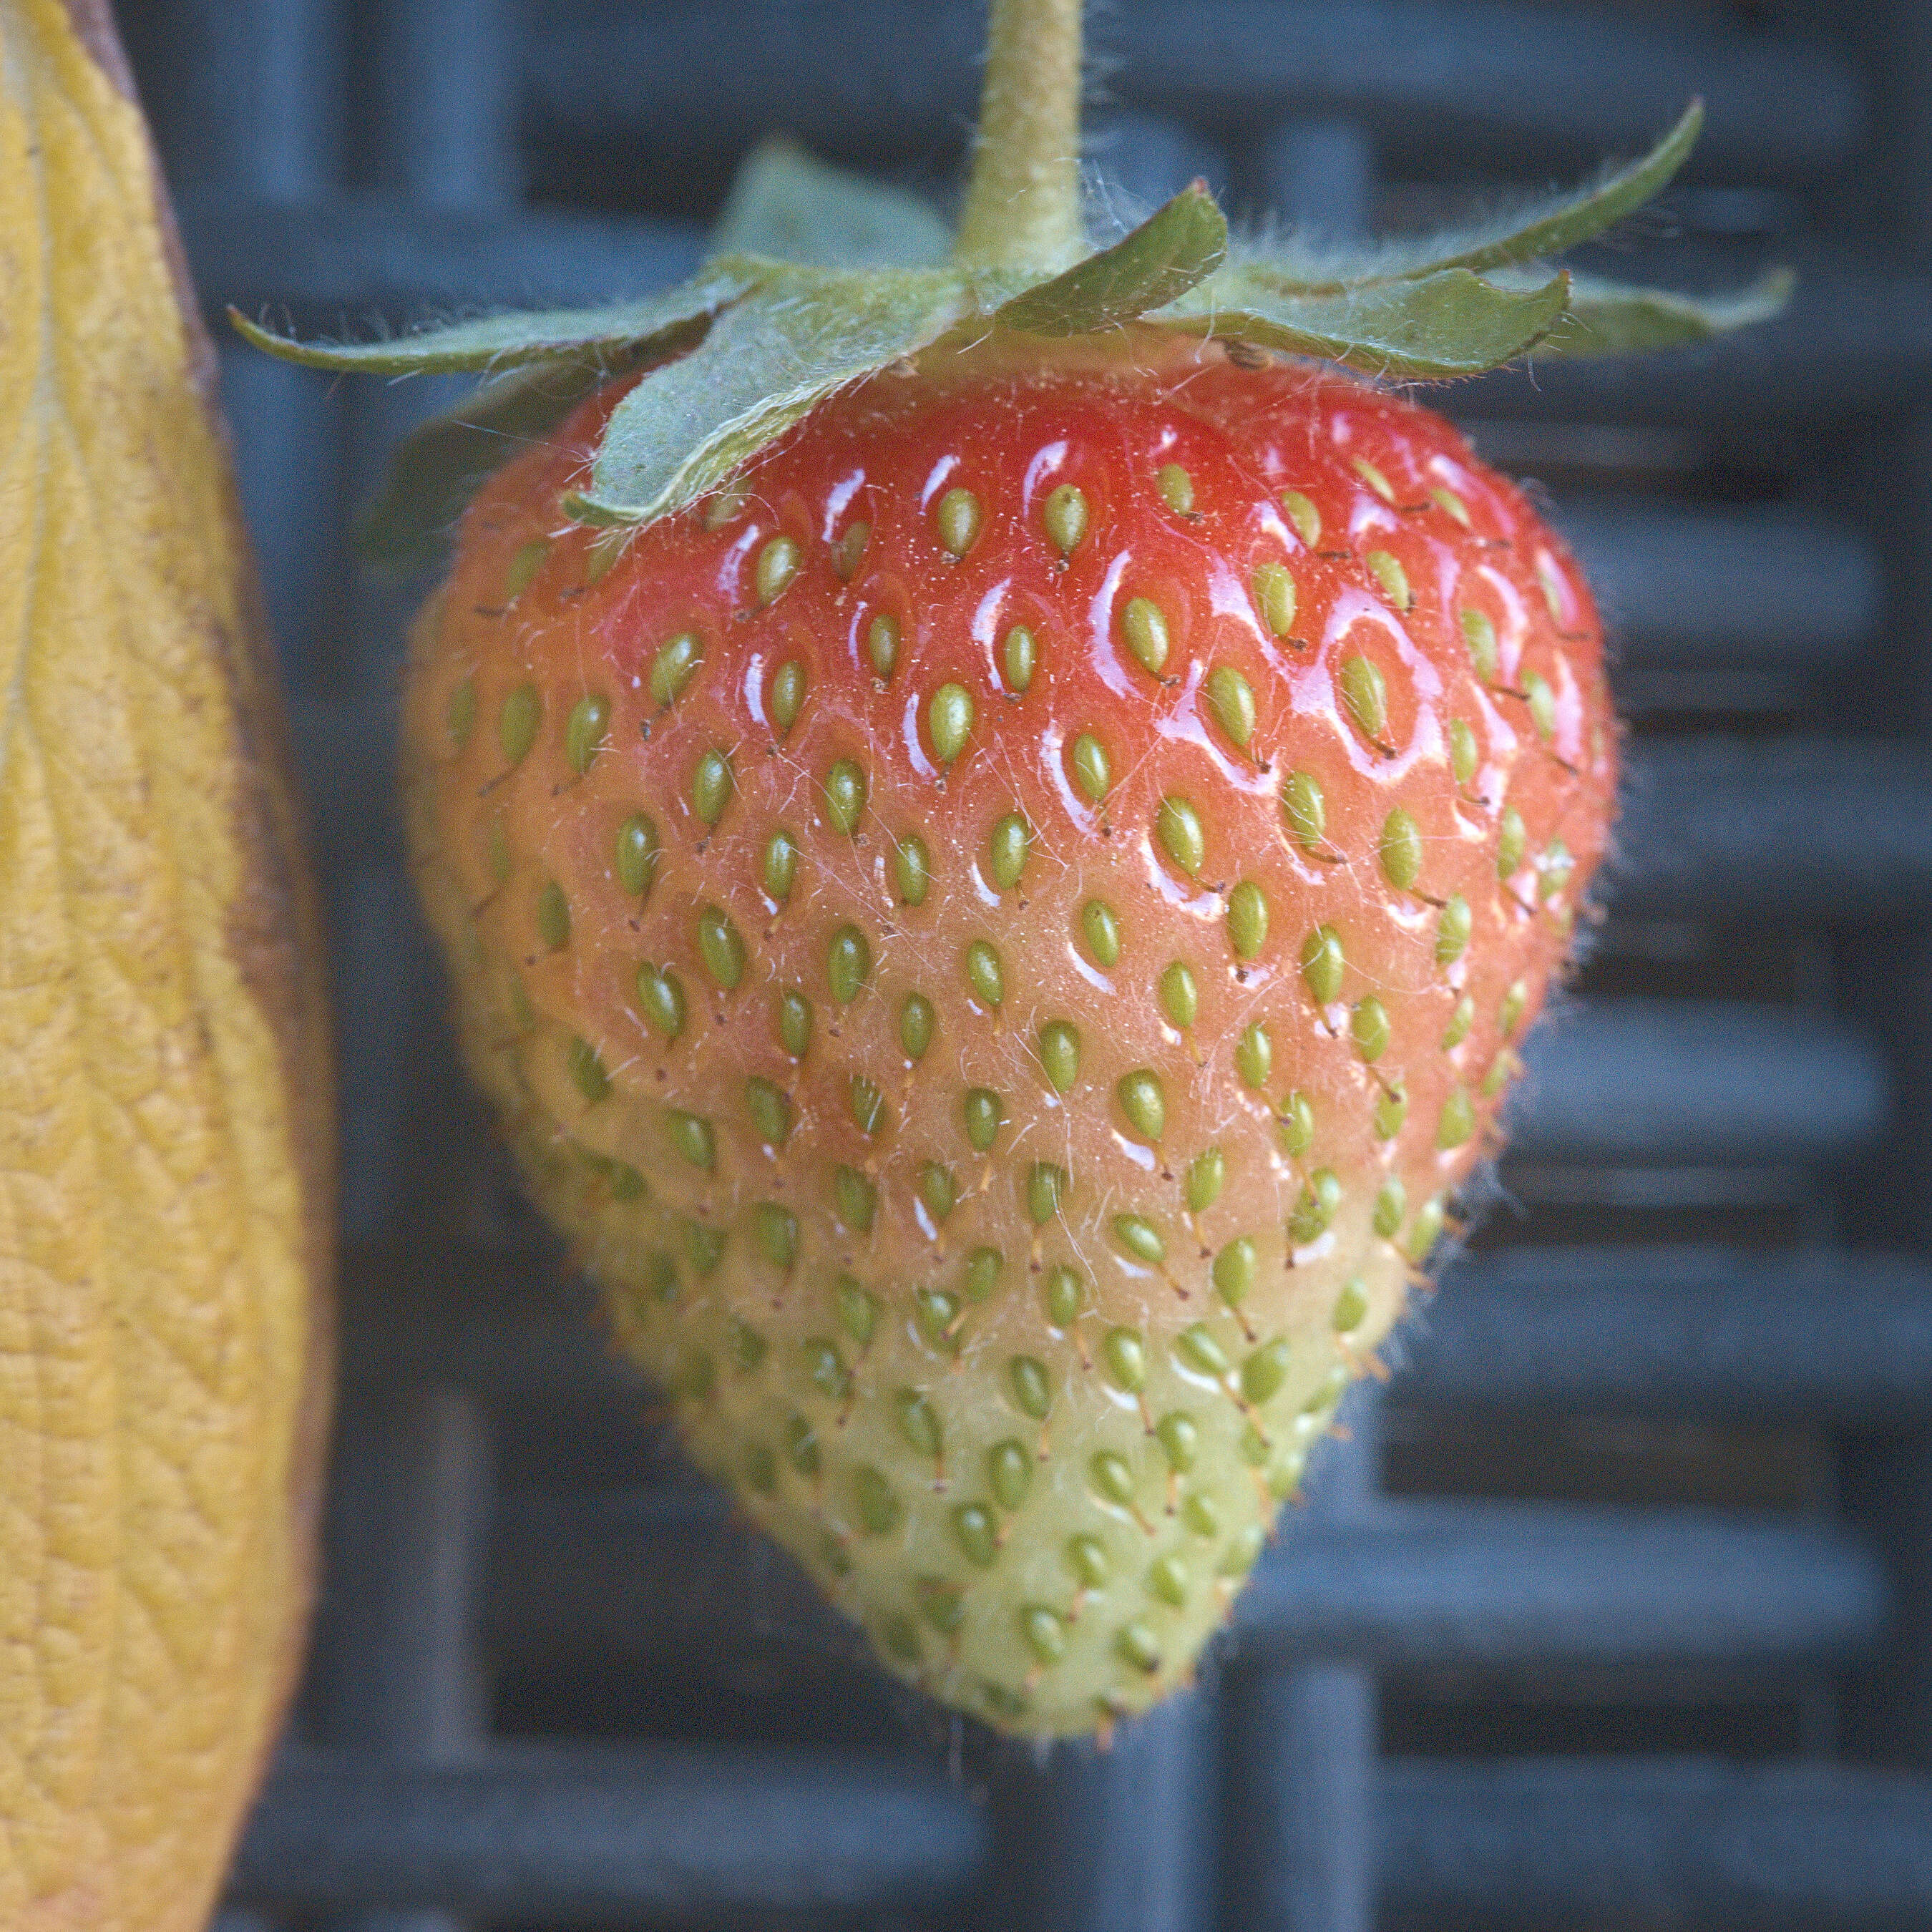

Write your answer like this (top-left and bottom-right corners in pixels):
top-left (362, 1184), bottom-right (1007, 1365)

top-left (953, 0), bottom-right (1084, 272)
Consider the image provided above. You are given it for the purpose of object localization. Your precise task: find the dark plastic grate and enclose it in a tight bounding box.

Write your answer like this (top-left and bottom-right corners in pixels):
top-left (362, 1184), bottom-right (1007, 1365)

top-left (115, 1), bottom-right (1932, 1926)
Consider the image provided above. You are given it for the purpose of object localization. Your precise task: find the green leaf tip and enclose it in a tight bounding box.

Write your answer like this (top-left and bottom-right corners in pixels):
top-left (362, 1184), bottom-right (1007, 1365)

top-left (995, 182), bottom-right (1229, 336)
top-left (710, 136), bottom-right (954, 270)
top-left (1529, 264), bottom-right (1794, 358)
top-left (1199, 99), bottom-right (1785, 376)
top-left (1451, 97), bottom-right (1702, 274)
top-left (1237, 99), bottom-right (1705, 295)
top-left (228, 269), bottom-right (756, 376)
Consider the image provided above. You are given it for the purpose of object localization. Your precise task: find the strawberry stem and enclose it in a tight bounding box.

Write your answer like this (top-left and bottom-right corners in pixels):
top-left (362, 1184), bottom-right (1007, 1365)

top-left (954, 0), bottom-right (1084, 272)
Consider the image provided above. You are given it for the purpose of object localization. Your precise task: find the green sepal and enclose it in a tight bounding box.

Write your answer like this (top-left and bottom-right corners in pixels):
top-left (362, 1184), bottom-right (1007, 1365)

top-left (1526, 265), bottom-right (1795, 358)
top-left (709, 135), bottom-right (953, 270)
top-left (353, 351), bottom-right (646, 573)
top-left (231, 99), bottom-right (1782, 559)
top-left (1242, 100), bottom-right (1703, 294)
top-left (227, 266), bottom-right (756, 374)
top-left (995, 182), bottom-right (1228, 336)
top-left (1168, 264), bottom-right (1570, 379)
top-left (564, 263), bottom-right (974, 526)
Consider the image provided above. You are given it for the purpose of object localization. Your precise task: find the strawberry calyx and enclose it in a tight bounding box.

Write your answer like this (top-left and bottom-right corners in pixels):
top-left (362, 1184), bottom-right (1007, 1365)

top-left (230, 7), bottom-right (1785, 570)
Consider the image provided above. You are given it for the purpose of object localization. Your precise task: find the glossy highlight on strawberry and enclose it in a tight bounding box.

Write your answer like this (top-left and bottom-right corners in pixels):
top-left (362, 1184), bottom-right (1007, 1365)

top-left (404, 329), bottom-right (1614, 1732)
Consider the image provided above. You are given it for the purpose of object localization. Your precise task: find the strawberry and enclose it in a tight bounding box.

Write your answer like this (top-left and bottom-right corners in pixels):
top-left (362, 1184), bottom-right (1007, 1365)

top-left (403, 332), bottom-right (1612, 1732)
top-left (241, 0), bottom-right (1784, 1737)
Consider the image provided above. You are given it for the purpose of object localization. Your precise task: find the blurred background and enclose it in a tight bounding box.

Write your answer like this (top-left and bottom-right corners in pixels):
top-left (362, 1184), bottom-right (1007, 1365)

top-left (116, 1), bottom-right (1932, 1926)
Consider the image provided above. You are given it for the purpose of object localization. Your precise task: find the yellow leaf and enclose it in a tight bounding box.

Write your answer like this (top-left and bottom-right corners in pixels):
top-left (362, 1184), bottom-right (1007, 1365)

top-left (0, 4), bottom-right (334, 1928)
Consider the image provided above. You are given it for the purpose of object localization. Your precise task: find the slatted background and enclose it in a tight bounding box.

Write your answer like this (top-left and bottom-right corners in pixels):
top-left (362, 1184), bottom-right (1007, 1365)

top-left (117, 1), bottom-right (1932, 1925)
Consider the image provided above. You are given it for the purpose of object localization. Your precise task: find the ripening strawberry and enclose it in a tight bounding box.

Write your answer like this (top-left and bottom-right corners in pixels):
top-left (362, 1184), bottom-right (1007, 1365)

top-left (243, 0), bottom-right (1783, 1737)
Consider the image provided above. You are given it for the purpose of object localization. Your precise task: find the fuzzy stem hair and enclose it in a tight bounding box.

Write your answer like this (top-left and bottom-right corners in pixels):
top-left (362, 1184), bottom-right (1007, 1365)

top-left (953, 0), bottom-right (1085, 272)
